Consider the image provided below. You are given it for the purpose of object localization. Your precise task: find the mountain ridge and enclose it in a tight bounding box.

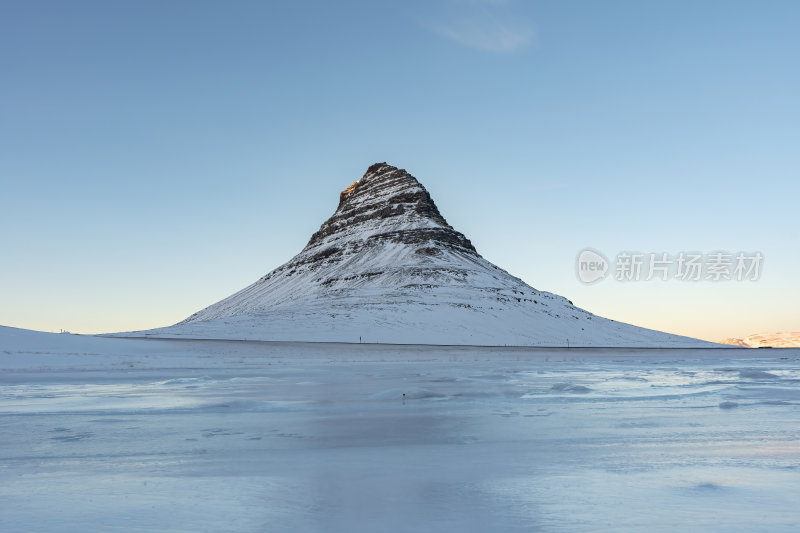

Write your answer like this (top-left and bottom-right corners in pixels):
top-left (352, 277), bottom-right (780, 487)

top-left (720, 332), bottom-right (800, 348)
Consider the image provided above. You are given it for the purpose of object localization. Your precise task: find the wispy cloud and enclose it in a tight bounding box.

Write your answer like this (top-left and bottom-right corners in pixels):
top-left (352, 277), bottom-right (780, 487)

top-left (428, 0), bottom-right (535, 53)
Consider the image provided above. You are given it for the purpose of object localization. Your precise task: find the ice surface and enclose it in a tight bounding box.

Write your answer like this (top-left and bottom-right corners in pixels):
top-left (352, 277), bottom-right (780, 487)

top-left (1, 326), bottom-right (799, 532)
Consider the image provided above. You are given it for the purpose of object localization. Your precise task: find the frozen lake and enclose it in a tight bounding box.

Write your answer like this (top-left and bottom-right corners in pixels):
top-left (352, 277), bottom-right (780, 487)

top-left (1, 334), bottom-right (799, 532)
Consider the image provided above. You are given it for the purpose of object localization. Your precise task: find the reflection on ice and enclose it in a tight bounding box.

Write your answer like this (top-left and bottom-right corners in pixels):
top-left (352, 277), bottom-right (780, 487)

top-left (1, 340), bottom-right (799, 532)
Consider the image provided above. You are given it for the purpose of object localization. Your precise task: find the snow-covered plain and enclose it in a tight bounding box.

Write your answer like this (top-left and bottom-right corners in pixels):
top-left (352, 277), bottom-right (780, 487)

top-left (2, 326), bottom-right (799, 532)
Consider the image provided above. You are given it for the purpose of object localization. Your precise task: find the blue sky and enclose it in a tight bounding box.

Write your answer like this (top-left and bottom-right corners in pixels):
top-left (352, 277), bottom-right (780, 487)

top-left (1, 0), bottom-right (798, 341)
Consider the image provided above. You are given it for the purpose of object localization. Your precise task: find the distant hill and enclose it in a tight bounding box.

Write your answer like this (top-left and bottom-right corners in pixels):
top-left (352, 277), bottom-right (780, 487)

top-left (720, 332), bottom-right (800, 348)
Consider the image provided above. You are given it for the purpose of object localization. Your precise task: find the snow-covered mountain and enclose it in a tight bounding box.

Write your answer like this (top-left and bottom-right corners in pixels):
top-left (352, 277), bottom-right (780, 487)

top-left (720, 332), bottom-right (800, 348)
top-left (135, 163), bottom-right (712, 346)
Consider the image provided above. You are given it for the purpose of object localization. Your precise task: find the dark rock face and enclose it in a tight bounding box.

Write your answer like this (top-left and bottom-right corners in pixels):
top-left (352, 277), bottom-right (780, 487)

top-left (304, 163), bottom-right (479, 256)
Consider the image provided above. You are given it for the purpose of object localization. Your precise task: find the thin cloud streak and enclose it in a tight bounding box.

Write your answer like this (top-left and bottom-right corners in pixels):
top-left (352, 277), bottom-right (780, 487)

top-left (429, 0), bottom-right (535, 53)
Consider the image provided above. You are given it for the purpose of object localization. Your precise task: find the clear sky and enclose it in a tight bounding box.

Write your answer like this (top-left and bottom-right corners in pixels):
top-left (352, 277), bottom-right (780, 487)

top-left (1, 1), bottom-right (798, 341)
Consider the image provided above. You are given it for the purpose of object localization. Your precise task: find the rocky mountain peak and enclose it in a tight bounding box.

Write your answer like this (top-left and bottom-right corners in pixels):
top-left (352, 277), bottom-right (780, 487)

top-left (304, 163), bottom-right (477, 255)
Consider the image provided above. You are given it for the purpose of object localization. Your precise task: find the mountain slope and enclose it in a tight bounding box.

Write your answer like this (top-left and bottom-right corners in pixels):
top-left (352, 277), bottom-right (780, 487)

top-left (135, 163), bottom-right (712, 347)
